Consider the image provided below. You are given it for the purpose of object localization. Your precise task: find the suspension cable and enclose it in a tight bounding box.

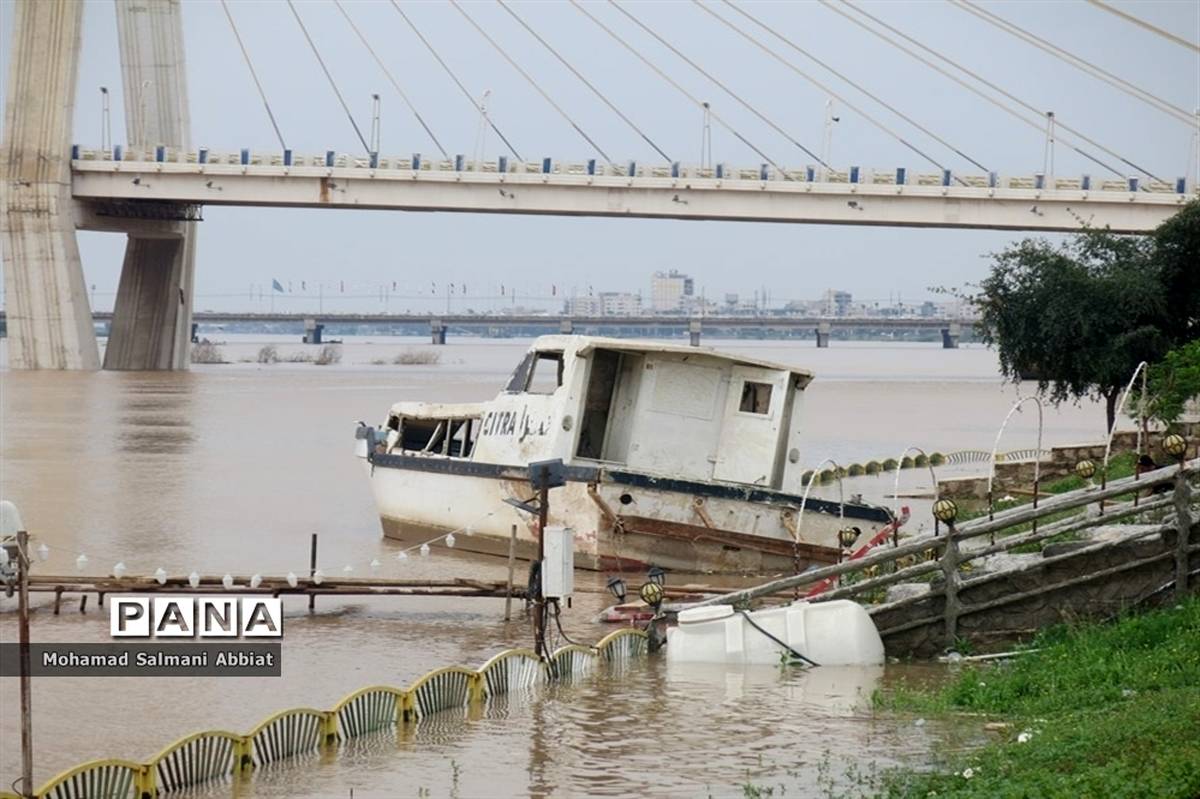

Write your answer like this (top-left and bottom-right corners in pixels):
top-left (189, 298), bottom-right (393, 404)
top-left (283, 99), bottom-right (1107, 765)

top-left (334, 0), bottom-right (447, 158)
top-left (220, 0), bottom-right (286, 151)
top-left (951, 0), bottom-right (1193, 124)
top-left (497, 0), bottom-right (672, 163)
top-left (711, 0), bottom-right (989, 173)
top-left (388, 1), bottom-right (521, 161)
top-left (570, 0), bottom-right (800, 175)
top-left (830, 0), bottom-right (1164, 184)
top-left (286, 0), bottom-right (370, 154)
top-left (610, 1), bottom-right (826, 168)
top-left (1086, 0), bottom-right (1200, 54)
top-left (451, 0), bottom-right (612, 164)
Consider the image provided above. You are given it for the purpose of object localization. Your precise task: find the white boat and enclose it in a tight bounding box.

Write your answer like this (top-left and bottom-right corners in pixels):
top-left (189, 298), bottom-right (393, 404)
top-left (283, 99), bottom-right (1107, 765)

top-left (355, 336), bottom-right (900, 574)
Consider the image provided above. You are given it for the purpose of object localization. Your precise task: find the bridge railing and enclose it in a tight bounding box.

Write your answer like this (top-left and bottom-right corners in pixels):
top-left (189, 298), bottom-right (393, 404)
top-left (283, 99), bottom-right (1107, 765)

top-left (71, 146), bottom-right (1198, 197)
top-left (15, 630), bottom-right (648, 799)
top-left (686, 459), bottom-right (1199, 646)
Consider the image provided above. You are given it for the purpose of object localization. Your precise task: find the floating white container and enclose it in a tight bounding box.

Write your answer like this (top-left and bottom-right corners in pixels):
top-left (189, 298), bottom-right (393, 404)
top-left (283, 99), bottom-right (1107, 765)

top-left (666, 599), bottom-right (885, 667)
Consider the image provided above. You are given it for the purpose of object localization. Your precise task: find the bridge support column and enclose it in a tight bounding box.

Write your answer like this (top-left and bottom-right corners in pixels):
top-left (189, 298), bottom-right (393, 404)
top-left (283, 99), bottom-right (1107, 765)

top-left (104, 0), bottom-right (195, 370)
top-left (815, 321), bottom-right (832, 348)
top-left (0, 0), bottom-right (101, 370)
top-left (431, 320), bottom-right (446, 345)
top-left (688, 319), bottom-right (702, 347)
top-left (559, 319), bottom-right (574, 335)
top-left (303, 318), bottom-right (324, 344)
top-left (941, 322), bottom-right (961, 349)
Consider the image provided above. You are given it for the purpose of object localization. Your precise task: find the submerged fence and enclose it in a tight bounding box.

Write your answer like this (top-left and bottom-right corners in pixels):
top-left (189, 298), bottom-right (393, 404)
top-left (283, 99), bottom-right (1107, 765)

top-left (9, 628), bottom-right (647, 799)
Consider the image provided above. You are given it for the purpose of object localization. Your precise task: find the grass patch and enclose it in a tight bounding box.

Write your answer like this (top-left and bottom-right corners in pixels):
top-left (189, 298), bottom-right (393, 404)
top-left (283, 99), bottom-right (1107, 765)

top-left (873, 597), bottom-right (1200, 798)
top-left (393, 349), bottom-right (441, 365)
top-left (190, 341), bottom-right (224, 364)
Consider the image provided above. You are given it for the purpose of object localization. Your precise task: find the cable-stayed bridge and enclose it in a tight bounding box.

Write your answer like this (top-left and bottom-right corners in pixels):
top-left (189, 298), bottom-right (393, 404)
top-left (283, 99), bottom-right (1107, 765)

top-left (2, 0), bottom-right (1197, 370)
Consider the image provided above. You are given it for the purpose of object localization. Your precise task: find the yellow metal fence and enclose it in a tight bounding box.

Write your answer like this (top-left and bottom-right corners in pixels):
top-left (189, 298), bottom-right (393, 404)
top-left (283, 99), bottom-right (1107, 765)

top-left (8, 628), bottom-right (648, 799)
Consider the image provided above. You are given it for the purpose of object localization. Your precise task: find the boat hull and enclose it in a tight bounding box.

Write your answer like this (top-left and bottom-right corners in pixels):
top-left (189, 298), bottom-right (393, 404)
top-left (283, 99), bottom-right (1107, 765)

top-left (361, 452), bottom-right (893, 575)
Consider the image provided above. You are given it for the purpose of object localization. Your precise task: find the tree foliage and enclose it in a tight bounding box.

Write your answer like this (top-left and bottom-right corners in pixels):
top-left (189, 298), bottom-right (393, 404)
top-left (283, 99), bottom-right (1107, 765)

top-left (971, 200), bottom-right (1200, 431)
top-left (1143, 340), bottom-right (1200, 427)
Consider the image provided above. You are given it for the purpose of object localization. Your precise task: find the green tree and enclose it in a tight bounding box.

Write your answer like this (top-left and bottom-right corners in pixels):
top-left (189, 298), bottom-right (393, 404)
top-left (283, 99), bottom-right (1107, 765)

top-left (1142, 340), bottom-right (1200, 427)
top-left (972, 201), bottom-right (1200, 432)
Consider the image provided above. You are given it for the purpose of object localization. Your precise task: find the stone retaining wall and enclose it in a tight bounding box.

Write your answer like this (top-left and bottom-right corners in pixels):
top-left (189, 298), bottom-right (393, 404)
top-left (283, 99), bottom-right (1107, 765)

top-left (872, 523), bottom-right (1199, 658)
top-left (939, 425), bottom-right (1200, 500)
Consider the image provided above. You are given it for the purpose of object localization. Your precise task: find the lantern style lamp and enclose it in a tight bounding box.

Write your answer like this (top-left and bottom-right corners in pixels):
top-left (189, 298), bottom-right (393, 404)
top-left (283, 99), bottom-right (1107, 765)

top-left (837, 527), bottom-right (861, 550)
top-left (932, 497), bottom-right (959, 524)
top-left (605, 576), bottom-right (627, 604)
top-left (647, 566), bottom-right (666, 587)
top-left (1163, 433), bottom-right (1187, 461)
top-left (638, 581), bottom-right (664, 610)
top-left (1075, 459), bottom-right (1096, 480)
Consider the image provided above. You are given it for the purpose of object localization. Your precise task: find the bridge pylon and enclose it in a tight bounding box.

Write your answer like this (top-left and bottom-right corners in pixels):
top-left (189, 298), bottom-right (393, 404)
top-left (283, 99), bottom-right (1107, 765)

top-left (103, 0), bottom-right (196, 371)
top-left (1, 0), bottom-right (100, 370)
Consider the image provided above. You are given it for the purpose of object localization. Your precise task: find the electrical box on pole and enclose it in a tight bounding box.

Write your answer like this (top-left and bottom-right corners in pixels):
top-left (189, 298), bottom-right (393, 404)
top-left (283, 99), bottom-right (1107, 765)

top-left (541, 526), bottom-right (574, 599)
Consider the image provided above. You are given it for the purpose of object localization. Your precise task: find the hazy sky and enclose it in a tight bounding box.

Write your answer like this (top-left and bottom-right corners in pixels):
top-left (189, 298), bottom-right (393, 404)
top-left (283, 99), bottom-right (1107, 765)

top-left (1, 0), bottom-right (1197, 314)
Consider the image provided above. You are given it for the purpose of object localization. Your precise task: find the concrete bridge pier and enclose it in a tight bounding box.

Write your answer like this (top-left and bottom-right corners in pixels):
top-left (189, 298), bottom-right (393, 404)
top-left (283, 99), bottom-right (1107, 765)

top-left (431, 320), bottom-right (447, 345)
top-left (103, 0), bottom-right (196, 371)
top-left (559, 319), bottom-right (574, 335)
top-left (303, 318), bottom-right (324, 344)
top-left (1, 0), bottom-right (101, 370)
top-left (942, 322), bottom-right (962, 349)
top-left (815, 321), bottom-right (832, 348)
top-left (689, 319), bottom-right (702, 347)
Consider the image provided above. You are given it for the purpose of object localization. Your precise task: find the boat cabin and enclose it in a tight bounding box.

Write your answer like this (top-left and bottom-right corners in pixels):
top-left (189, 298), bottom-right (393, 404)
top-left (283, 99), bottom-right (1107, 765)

top-left (382, 336), bottom-right (814, 491)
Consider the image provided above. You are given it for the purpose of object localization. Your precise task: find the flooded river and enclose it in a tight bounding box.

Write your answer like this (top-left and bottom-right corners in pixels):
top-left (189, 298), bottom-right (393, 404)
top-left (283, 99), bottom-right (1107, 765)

top-left (0, 337), bottom-right (1111, 795)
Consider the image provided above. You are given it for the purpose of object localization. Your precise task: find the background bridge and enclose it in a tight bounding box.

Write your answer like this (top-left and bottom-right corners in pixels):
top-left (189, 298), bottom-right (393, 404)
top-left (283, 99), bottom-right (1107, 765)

top-left (2, 0), bottom-right (1196, 370)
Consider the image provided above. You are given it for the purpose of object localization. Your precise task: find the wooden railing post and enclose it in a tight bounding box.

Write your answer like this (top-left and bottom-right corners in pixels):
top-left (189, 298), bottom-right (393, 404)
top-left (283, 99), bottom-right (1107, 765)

top-left (1174, 472), bottom-right (1195, 601)
top-left (941, 522), bottom-right (962, 647)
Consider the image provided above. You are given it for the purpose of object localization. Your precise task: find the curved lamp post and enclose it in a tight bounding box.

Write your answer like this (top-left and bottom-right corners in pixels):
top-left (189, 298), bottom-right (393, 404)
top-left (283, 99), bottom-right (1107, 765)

top-left (1100, 361), bottom-right (1150, 514)
top-left (794, 458), bottom-right (845, 595)
top-left (987, 396), bottom-right (1045, 540)
top-left (889, 445), bottom-right (941, 541)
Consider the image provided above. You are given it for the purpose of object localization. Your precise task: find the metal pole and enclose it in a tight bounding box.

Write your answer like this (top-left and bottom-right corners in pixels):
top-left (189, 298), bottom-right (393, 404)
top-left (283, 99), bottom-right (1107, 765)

top-left (100, 86), bottom-right (111, 154)
top-left (308, 533), bottom-right (318, 611)
top-left (504, 524), bottom-right (517, 621)
top-left (534, 467), bottom-right (549, 658)
top-left (17, 529), bottom-right (34, 798)
top-left (369, 93), bottom-right (381, 160)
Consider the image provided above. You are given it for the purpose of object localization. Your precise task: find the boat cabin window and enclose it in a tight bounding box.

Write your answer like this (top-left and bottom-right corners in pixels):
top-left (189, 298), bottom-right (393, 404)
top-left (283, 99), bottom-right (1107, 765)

top-left (503, 350), bottom-right (564, 394)
top-left (525, 351), bottom-right (564, 394)
top-left (739, 381), bottom-right (773, 415)
top-left (387, 415), bottom-right (477, 457)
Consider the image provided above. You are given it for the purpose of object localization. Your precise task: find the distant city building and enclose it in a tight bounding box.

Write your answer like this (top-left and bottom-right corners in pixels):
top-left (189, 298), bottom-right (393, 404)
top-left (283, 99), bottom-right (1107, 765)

top-left (651, 270), bottom-right (695, 312)
top-left (822, 289), bottom-right (853, 317)
top-left (565, 291), bottom-right (642, 316)
top-left (599, 291), bottom-right (642, 316)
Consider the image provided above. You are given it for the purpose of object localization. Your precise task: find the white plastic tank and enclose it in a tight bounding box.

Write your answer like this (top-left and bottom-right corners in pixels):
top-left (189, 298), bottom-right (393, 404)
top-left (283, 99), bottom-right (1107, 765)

top-left (666, 599), bottom-right (885, 667)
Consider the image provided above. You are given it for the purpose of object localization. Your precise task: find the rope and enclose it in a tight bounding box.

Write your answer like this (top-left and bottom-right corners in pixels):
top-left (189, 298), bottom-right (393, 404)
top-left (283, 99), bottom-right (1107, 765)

top-left (286, 0), bottom-right (371, 154)
top-left (1086, 0), bottom-right (1200, 54)
top-left (951, 0), bottom-right (1194, 125)
top-left (451, 0), bottom-right (613, 164)
top-left (334, 0), bottom-right (448, 159)
top-left (609, 1), bottom-right (826, 169)
top-left (711, 0), bottom-right (990, 174)
top-left (739, 611), bottom-right (820, 667)
top-left (570, 0), bottom-right (798, 175)
top-left (830, 0), bottom-right (1165, 184)
top-left (388, 1), bottom-right (521, 161)
top-left (219, 0), bottom-right (286, 151)
top-left (497, 0), bottom-right (672, 163)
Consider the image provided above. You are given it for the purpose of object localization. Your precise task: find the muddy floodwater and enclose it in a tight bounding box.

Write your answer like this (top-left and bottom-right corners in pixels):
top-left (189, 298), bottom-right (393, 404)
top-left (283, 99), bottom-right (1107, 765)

top-left (0, 337), bottom-right (1113, 796)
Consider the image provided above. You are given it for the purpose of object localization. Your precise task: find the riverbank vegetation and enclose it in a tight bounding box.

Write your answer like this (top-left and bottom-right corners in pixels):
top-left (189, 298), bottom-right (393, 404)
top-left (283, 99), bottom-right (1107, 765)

top-left (873, 597), bottom-right (1200, 798)
top-left (967, 199), bottom-right (1199, 431)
